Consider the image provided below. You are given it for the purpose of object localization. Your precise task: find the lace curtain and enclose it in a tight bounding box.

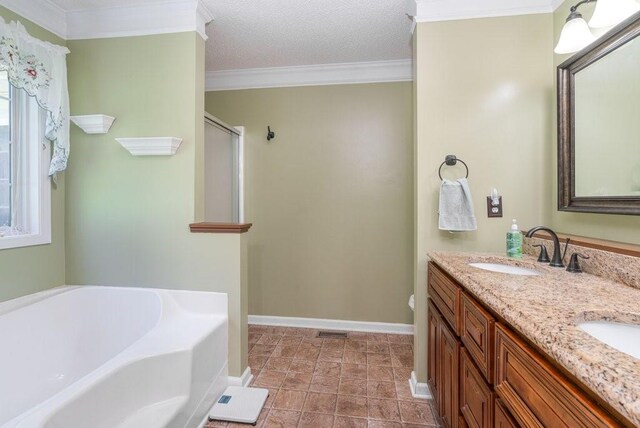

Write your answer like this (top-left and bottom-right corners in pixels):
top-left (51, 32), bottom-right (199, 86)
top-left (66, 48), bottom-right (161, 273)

top-left (0, 18), bottom-right (70, 176)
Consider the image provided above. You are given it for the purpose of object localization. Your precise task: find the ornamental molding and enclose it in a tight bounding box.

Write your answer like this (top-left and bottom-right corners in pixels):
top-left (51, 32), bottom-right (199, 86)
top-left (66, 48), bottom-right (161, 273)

top-left (409, 0), bottom-right (564, 24)
top-left (0, 0), bottom-right (213, 40)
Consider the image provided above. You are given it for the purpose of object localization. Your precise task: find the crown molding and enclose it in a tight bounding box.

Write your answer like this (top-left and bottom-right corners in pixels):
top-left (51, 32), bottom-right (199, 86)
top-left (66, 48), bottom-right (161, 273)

top-left (412, 0), bottom-right (560, 23)
top-left (205, 59), bottom-right (413, 91)
top-left (0, 0), bottom-right (213, 40)
top-left (66, 0), bottom-right (213, 40)
top-left (0, 0), bottom-right (67, 39)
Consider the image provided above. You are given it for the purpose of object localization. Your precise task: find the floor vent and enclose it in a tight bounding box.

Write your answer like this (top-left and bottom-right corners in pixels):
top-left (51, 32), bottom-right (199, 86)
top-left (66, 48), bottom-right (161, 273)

top-left (317, 331), bottom-right (348, 339)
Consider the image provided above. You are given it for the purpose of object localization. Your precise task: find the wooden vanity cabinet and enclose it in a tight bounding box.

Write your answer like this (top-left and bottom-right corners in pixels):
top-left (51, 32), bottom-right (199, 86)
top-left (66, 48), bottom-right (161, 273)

top-left (428, 298), bottom-right (461, 428)
top-left (427, 262), bottom-right (625, 428)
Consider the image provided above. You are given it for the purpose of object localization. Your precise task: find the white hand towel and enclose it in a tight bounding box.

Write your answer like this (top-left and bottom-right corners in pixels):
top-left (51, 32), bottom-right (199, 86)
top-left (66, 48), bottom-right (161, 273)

top-left (439, 178), bottom-right (477, 231)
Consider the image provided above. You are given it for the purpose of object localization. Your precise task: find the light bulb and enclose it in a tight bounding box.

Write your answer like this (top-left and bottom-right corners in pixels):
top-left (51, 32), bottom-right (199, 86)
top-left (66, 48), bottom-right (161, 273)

top-left (589, 0), bottom-right (640, 28)
top-left (555, 16), bottom-right (597, 54)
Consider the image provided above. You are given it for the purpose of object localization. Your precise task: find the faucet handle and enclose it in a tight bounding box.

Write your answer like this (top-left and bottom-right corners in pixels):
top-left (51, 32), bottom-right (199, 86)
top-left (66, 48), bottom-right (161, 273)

top-left (532, 244), bottom-right (550, 263)
top-left (566, 252), bottom-right (590, 273)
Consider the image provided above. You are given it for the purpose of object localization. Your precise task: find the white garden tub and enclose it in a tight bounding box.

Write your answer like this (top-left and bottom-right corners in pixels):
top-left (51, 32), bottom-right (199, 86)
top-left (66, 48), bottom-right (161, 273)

top-left (0, 286), bottom-right (228, 428)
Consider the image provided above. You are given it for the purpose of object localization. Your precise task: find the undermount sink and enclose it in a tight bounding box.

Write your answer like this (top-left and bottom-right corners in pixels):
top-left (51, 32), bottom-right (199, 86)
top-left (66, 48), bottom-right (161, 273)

top-left (578, 321), bottom-right (640, 360)
top-left (469, 262), bottom-right (540, 276)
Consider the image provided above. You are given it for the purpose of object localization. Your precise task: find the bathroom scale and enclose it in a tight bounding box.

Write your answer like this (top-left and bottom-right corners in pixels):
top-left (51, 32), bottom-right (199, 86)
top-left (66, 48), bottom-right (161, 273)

top-left (209, 386), bottom-right (269, 425)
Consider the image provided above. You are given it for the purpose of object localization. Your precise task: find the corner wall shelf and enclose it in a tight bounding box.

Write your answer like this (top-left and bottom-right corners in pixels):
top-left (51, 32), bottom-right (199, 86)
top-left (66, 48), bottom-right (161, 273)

top-left (70, 115), bottom-right (116, 134)
top-left (115, 137), bottom-right (183, 156)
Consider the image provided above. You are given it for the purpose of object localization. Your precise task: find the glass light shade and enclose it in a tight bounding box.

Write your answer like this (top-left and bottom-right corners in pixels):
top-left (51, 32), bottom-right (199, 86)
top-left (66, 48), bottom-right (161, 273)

top-left (555, 17), bottom-right (597, 54)
top-left (589, 0), bottom-right (640, 28)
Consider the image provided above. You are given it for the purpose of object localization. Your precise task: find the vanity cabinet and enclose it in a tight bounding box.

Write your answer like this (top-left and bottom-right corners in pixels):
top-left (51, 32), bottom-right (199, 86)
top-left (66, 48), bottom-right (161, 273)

top-left (427, 262), bottom-right (624, 428)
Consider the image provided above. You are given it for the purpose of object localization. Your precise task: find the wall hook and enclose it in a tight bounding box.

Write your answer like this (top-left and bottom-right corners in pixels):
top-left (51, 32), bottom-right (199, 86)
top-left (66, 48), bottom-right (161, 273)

top-left (267, 126), bottom-right (275, 141)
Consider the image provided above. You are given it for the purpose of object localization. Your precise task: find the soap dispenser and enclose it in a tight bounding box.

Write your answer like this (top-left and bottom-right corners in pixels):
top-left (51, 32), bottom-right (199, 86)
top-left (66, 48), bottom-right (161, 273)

top-left (506, 219), bottom-right (523, 259)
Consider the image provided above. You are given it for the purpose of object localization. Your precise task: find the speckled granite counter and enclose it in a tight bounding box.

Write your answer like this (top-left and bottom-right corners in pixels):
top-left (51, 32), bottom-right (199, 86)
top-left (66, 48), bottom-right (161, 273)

top-left (428, 251), bottom-right (640, 427)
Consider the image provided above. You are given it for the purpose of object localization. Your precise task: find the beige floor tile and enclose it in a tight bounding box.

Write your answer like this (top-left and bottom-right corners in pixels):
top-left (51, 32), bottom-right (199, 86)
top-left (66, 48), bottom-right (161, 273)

top-left (367, 420), bottom-right (402, 428)
top-left (265, 357), bottom-right (294, 372)
top-left (319, 348), bottom-right (345, 362)
top-left (281, 372), bottom-right (312, 391)
top-left (367, 343), bottom-right (390, 354)
top-left (303, 392), bottom-right (338, 414)
top-left (289, 360), bottom-right (316, 374)
top-left (298, 412), bottom-right (335, 427)
top-left (315, 361), bottom-right (342, 377)
top-left (272, 389), bottom-right (307, 411)
top-left (398, 400), bottom-right (436, 425)
top-left (336, 395), bottom-right (368, 418)
top-left (392, 367), bottom-right (412, 381)
top-left (367, 353), bottom-right (392, 367)
top-left (394, 381), bottom-right (414, 401)
top-left (253, 370), bottom-right (287, 388)
top-left (310, 375), bottom-right (340, 393)
top-left (333, 416), bottom-right (368, 428)
top-left (368, 398), bottom-right (401, 421)
top-left (366, 333), bottom-right (389, 342)
top-left (367, 366), bottom-right (394, 382)
top-left (271, 345), bottom-right (300, 358)
top-left (341, 363), bottom-right (368, 380)
top-left (251, 345), bottom-right (277, 357)
top-left (343, 351), bottom-right (368, 365)
top-left (264, 409), bottom-right (300, 428)
top-left (345, 340), bottom-right (368, 353)
top-left (338, 378), bottom-right (368, 396)
top-left (367, 381), bottom-right (397, 399)
top-left (258, 334), bottom-right (284, 346)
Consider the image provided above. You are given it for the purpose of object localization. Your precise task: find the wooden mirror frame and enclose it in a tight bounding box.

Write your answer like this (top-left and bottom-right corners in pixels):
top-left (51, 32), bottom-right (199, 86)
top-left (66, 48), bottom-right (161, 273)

top-left (557, 11), bottom-right (640, 215)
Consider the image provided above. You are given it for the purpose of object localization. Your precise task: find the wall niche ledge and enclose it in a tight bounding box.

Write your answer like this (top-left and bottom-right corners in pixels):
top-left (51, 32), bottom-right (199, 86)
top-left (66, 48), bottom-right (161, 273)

top-left (115, 137), bottom-right (183, 156)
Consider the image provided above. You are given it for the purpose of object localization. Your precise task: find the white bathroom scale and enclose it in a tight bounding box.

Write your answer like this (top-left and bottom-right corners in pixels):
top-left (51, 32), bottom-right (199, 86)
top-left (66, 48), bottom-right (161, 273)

top-left (209, 386), bottom-right (269, 425)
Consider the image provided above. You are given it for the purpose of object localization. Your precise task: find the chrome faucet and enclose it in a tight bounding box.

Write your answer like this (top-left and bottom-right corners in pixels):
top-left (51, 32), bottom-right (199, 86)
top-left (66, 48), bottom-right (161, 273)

top-left (525, 226), bottom-right (567, 268)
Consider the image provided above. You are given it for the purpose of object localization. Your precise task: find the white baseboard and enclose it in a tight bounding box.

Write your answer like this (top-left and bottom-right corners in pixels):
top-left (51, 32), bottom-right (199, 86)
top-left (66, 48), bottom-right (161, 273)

top-left (410, 371), bottom-right (433, 399)
top-left (228, 367), bottom-right (253, 387)
top-left (248, 315), bottom-right (414, 335)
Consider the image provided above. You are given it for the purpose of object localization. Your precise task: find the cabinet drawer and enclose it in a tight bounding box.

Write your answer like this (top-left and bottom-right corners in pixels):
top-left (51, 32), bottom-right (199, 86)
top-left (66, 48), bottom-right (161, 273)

top-left (461, 293), bottom-right (494, 383)
top-left (495, 399), bottom-right (519, 428)
top-left (495, 324), bottom-right (620, 428)
top-left (460, 349), bottom-right (493, 428)
top-left (428, 262), bottom-right (461, 335)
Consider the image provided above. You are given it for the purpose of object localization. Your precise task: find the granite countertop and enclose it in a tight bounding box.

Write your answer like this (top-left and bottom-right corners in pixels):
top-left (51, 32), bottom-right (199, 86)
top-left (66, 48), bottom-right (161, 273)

top-left (428, 251), bottom-right (640, 426)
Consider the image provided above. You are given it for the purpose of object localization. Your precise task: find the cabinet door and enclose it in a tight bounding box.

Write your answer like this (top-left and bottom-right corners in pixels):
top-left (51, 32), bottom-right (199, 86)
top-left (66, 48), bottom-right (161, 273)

top-left (461, 293), bottom-right (494, 383)
top-left (495, 324), bottom-right (620, 428)
top-left (495, 399), bottom-right (519, 428)
top-left (439, 319), bottom-right (460, 428)
top-left (428, 299), bottom-right (441, 402)
top-left (460, 349), bottom-right (493, 428)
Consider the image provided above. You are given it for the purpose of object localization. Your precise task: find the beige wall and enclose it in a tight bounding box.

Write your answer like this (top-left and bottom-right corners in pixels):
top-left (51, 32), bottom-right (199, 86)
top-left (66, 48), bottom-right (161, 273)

top-left (549, 1), bottom-right (640, 242)
top-left (413, 14), bottom-right (554, 381)
top-left (206, 83), bottom-right (414, 324)
top-left (0, 7), bottom-right (66, 302)
top-left (65, 33), bottom-right (247, 376)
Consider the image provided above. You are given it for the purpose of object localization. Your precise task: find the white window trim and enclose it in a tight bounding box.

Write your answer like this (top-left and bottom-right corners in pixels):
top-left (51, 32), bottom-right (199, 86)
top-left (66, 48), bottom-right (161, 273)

top-left (0, 97), bottom-right (51, 251)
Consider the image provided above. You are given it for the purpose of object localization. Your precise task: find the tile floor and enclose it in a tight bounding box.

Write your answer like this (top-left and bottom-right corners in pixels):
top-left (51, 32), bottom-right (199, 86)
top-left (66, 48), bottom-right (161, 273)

top-left (206, 325), bottom-right (442, 428)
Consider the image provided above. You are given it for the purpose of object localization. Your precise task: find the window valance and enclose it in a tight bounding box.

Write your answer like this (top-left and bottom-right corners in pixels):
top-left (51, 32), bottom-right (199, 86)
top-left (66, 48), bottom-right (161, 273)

top-left (0, 18), bottom-right (70, 176)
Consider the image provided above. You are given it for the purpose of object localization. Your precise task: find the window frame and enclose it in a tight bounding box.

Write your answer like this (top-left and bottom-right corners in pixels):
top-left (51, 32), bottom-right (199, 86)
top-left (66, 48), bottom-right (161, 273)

top-left (0, 83), bottom-right (51, 251)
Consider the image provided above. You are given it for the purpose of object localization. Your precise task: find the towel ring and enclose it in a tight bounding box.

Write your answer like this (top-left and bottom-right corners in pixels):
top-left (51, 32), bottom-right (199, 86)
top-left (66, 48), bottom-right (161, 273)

top-left (438, 155), bottom-right (469, 180)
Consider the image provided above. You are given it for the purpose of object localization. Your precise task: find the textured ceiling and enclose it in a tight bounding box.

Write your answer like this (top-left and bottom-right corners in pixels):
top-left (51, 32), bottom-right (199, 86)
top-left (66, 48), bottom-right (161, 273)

top-left (202, 0), bottom-right (413, 71)
top-left (47, 0), bottom-right (414, 72)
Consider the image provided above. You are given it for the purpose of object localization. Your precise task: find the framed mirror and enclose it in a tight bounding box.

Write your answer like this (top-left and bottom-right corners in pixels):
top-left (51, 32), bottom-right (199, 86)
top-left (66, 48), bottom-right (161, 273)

top-left (558, 11), bottom-right (640, 215)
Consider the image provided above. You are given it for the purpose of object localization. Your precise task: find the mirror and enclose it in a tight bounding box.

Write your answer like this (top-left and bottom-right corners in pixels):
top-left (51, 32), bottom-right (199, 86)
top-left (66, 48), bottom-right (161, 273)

top-left (558, 11), bottom-right (640, 215)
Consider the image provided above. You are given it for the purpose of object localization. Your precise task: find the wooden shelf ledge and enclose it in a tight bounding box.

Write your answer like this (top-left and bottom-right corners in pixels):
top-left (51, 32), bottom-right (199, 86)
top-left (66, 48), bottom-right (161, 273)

top-left (189, 222), bottom-right (253, 234)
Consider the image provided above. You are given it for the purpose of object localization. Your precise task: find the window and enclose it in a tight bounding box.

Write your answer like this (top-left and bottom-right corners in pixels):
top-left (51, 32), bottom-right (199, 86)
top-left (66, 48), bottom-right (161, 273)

top-left (0, 71), bottom-right (51, 250)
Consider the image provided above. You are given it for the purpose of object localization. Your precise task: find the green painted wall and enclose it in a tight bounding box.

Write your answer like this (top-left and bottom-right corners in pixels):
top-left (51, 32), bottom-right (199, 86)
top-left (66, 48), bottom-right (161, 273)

top-left (0, 7), bottom-right (66, 302)
top-left (414, 14), bottom-right (554, 381)
top-left (206, 83), bottom-right (414, 325)
top-left (549, 1), bottom-right (640, 243)
top-left (65, 33), bottom-right (247, 376)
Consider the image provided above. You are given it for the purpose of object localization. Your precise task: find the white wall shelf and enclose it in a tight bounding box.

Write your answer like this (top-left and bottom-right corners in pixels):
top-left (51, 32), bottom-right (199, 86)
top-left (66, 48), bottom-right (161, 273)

top-left (115, 137), bottom-right (183, 156)
top-left (70, 115), bottom-right (116, 134)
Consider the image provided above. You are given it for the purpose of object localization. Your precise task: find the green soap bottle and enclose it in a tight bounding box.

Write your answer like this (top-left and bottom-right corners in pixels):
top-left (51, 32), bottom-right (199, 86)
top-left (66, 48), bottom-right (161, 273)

top-left (506, 219), bottom-right (523, 259)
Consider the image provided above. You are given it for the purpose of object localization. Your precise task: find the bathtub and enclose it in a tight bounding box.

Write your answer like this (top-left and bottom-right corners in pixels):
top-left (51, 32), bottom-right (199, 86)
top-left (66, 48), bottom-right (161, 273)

top-left (0, 286), bottom-right (228, 428)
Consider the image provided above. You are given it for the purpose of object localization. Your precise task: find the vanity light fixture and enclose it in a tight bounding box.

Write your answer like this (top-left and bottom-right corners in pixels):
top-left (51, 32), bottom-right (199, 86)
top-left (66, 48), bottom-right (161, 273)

top-left (555, 0), bottom-right (640, 54)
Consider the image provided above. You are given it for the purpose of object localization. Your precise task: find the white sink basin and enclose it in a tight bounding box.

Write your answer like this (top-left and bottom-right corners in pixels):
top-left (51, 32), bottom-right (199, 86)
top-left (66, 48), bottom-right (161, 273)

top-left (578, 321), bottom-right (640, 359)
top-left (469, 262), bottom-right (540, 276)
